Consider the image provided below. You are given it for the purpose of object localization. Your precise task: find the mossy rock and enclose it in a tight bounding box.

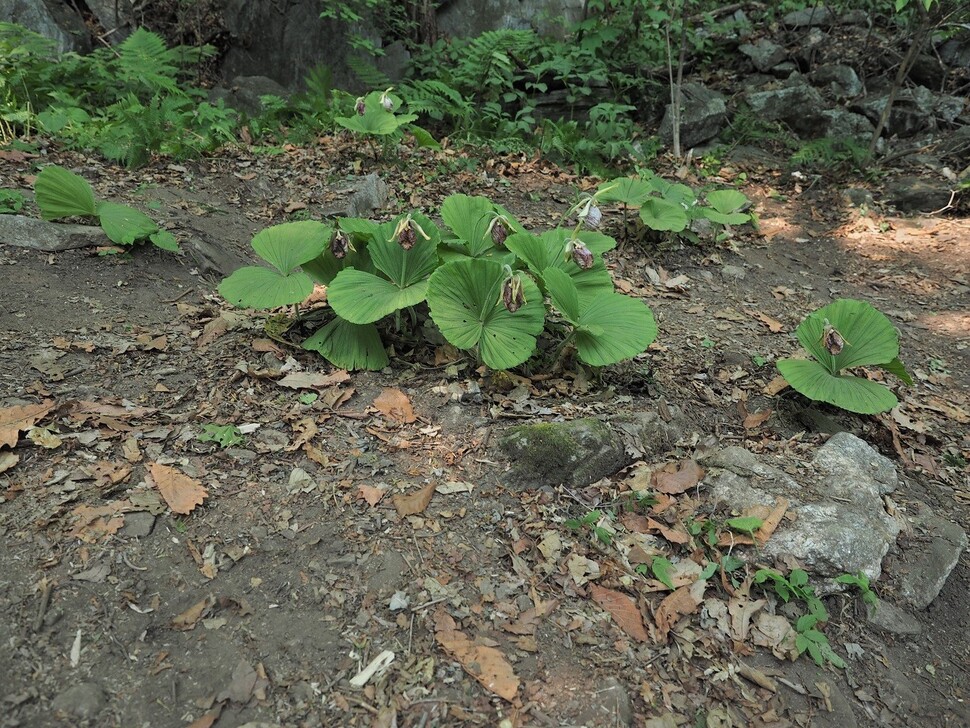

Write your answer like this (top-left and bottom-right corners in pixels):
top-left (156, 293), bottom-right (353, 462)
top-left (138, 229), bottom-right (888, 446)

top-left (498, 418), bottom-right (628, 488)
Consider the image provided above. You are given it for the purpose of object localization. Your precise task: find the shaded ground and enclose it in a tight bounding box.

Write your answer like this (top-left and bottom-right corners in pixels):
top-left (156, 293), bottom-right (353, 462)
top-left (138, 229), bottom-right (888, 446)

top-left (0, 139), bottom-right (968, 728)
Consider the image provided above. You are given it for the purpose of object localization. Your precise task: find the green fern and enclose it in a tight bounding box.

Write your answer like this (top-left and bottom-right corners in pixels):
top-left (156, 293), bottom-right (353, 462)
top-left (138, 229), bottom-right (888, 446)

top-left (347, 57), bottom-right (391, 91)
top-left (790, 137), bottom-right (868, 173)
top-left (398, 79), bottom-right (470, 123)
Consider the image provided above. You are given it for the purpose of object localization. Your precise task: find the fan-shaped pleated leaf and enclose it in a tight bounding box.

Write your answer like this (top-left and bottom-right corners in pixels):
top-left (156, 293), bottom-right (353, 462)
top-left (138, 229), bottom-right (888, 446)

top-left (639, 198), bottom-right (688, 232)
top-left (777, 359), bottom-right (898, 414)
top-left (427, 259), bottom-right (545, 370)
top-left (369, 213), bottom-right (440, 285)
top-left (303, 318), bottom-right (388, 371)
top-left (794, 299), bottom-right (900, 374)
top-left (218, 266), bottom-right (314, 309)
top-left (252, 221), bottom-right (332, 275)
top-left (596, 177), bottom-right (653, 206)
top-left (97, 202), bottom-right (158, 245)
top-left (327, 269), bottom-right (429, 324)
top-left (301, 219), bottom-right (375, 285)
top-left (34, 165), bottom-right (97, 220)
top-left (706, 189), bottom-right (749, 215)
top-left (504, 230), bottom-right (613, 301)
top-left (440, 194), bottom-right (496, 256)
top-left (544, 268), bottom-right (657, 367)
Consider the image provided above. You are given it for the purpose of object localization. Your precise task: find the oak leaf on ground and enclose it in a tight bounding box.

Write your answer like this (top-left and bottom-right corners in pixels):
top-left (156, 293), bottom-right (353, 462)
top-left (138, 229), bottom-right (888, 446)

top-left (149, 462), bottom-right (207, 515)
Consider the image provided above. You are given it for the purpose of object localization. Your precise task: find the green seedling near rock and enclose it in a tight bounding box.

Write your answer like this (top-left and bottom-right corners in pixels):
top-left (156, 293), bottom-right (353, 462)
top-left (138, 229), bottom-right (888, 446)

top-left (755, 567), bottom-right (845, 668)
top-left (564, 510), bottom-right (613, 546)
top-left (836, 571), bottom-right (878, 609)
top-left (33, 165), bottom-right (178, 251)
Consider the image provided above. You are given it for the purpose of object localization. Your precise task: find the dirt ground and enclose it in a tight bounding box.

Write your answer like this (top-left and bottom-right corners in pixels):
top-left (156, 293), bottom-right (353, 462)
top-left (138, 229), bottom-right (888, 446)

top-left (0, 140), bottom-right (968, 728)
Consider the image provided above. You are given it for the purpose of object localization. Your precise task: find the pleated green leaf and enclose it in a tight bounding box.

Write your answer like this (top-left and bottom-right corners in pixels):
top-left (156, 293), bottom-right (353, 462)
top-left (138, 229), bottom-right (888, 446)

top-left (34, 165), bottom-right (97, 220)
top-left (777, 359), bottom-right (898, 414)
top-left (302, 318), bottom-right (388, 371)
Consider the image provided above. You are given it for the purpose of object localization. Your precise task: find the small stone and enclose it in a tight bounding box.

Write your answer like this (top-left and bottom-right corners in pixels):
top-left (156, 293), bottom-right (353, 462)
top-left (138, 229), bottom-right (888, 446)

top-left (739, 39), bottom-right (788, 72)
top-left (720, 264), bottom-right (746, 282)
top-left (120, 512), bottom-right (156, 539)
top-left (51, 683), bottom-right (105, 719)
top-left (782, 6), bottom-right (835, 27)
top-left (866, 602), bottom-right (922, 635)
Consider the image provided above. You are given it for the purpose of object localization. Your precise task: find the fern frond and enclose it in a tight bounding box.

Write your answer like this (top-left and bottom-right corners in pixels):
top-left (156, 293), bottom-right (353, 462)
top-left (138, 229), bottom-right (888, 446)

top-left (347, 57), bottom-right (391, 91)
top-left (398, 79), bottom-right (469, 122)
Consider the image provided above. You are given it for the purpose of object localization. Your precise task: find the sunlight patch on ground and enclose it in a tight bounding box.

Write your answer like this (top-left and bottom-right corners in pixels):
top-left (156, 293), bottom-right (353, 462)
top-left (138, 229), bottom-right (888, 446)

top-left (918, 310), bottom-right (970, 341)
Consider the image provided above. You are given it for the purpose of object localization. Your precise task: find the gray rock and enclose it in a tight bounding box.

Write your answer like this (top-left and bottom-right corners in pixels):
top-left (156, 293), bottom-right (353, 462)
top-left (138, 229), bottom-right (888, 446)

top-left (883, 177), bottom-right (953, 213)
top-left (700, 434), bottom-right (902, 580)
top-left (810, 64), bottom-right (863, 98)
top-left (720, 264), bottom-right (746, 282)
top-left (85, 0), bottom-right (134, 42)
top-left (782, 6), bottom-right (836, 27)
top-left (346, 173), bottom-right (389, 218)
top-left (739, 39), bottom-right (788, 72)
top-left (614, 405), bottom-right (686, 458)
top-left (0, 215), bottom-right (105, 252)
top-left (841, 188), bottom-right (874, 208)
top-left (120, 512), bottom-right (156, 539)
top-left (745, 80), bottom-right (827, 136)
top-left (0, 0), bottom-right (90, 53)
top-left (820, 109), bottom-right (874, 143)
top-left (866, 601), bottom-right (922, 635)
top-left (499, 418), bottom-right (628, 488)
top-left (576, 677), bottom-right (633, 726)
top-left (209, 75), bottom-right (291, 118)
top-left (51, 682), bottom-right (106, 719)
top-left (659, 82), bottom-right (728, 149)
top-left (894, 503), bottom-right (967, 610)
top-left (852, 86), bottom-right (953, 139)
top-left (939, 33), bottom-right (970, 68)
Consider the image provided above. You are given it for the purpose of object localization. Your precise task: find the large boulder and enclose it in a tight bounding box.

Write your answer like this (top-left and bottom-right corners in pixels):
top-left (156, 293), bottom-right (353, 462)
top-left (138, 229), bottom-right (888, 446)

top-left (659, 82), bottom-right (728, 149)
top-left (745, 78), bottom-right (828, 136)
top-left (0, 215), bottom-right (105, 251)
top-left (700, 433), bottom-right (902, 581)
top-left (0, 0), bottom-right (90, 52)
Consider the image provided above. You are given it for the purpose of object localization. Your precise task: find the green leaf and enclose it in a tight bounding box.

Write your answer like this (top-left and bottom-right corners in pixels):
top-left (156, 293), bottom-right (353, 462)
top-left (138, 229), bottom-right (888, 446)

top-left (726, 516), bottom-right (764, 534)
top-left (427, 259), bottom-right (545, 370)
top-left (880, 356), bottom-right (914, 386)
top-left (777, 358), bottom-right (898, 414)
top-left (197, 424), bottom-right (243, 447)
top-left (252, 221), bottom-right (332, 275)
top-left (302, 318), bottom-right (388, 371)
top-left (219, 266), bottom-right (314, 309)
top-left (149, 229), bottom-right (179, 251)
top-left (596, 177), bottom-right (653, 206)
top-left (651, 556), bottom-right (676, 590)
top-left (34, 165), bottom-right (97, 220)
top-left (369, 214), bottom-right (440, 285)
top-left (789, 569), bottom-right (809, 588)
top-left (301, 219), bottom-right (375, 285)
top-left (97, 202), bottom-right (158, 245)
top-left (795, 299), bottom-right (901, 374)
top-left (440, 194), bottom-right (496, 257)
top-left (408, 124), bottom-right (441, 149)
top-left (706, 189), bottom-right (749, 215)
top-left (639, 197), bottom-right (689, 232)
top-left (505, 230), bottom-right (614, 302)
top-left (335, 107), bottom-right (418, 136)
top-left (543, 268), bottom-right (657, 367)
top-left (699, 208), bottom-right (750, 226)
top-left (327, 269), bottom-right (429, 324)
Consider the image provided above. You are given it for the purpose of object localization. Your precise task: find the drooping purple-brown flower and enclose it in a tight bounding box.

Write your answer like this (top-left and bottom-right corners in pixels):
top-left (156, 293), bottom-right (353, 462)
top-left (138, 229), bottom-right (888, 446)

top-left (821, 319), bottom-right (848, 356)
top-left (354, 97), bottom-right (366, 115)
top-left (490, 218), bottom-right (509, 247)
top-left (502, 273), bottom-right (526, 313)
top-left (393, 215), bottom-right (429, 251)
top-left (584, 204), bottom-right (603, 229)
top-left (380, 88), bottom-right (394, 112)
top-left (330, 230), bottom-right (350, 259)
top-left (566, 238), bottom-right (594, 270)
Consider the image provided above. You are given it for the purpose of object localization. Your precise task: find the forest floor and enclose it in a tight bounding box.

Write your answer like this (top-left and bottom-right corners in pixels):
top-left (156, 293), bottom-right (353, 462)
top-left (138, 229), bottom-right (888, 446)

top-left (0, 136), bottom-right (968, 728)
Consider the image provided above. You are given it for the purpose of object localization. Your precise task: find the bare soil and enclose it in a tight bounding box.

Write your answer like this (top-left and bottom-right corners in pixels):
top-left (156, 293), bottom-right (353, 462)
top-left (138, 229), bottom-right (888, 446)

top-left (0, 141), bottom-right (968, 728)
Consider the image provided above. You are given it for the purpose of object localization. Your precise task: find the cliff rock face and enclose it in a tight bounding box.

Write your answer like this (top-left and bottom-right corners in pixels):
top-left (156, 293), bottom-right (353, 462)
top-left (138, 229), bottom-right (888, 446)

top-left (0, 0), bottom-right (90, 52)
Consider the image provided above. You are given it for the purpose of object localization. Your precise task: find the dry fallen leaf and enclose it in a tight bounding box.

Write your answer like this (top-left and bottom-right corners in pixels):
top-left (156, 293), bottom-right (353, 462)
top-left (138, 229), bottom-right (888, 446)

top-left (392, 482), bottom-right (436, 516)
top-left (434, 610), bottom-right (520, 701)
top-left (763, 376), bottom-right (790, 396)
top-left (753, 312), bottom-right (785, 332)
top-left (149, 462), bottom-right (208, 515)
top-left (654, 579), bottom-right (706, 642)
top-left (0, 451), bottom-right (19, 473)
top-left (359, 484), bottom-right (386, 506)
top-left (277, 370), bottom-right (351, 390)
top-left (652, 460), bottom-right (705, 495)
top-left (69, 501), bottom-right (134, 543)
top-left (0, 400), bottom-right (55, 449)
top-left (743, 408), bottom-right (773, 430)
top-left (373, 387), bottom-right (417, 424)
top-left (590, 584), bottom-right (649, 642)
top-left (172, 595), bottom-right (215, 631)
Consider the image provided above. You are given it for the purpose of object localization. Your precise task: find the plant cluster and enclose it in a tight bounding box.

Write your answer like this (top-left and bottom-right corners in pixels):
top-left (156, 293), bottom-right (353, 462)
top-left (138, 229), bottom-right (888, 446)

top-left (33, 165), bottom-right (178, 252)
top-left (0, 23), bottom-right (235, 167)
top-left (219, 187), bottom-right (657, 371)
top-left (777, 299), bottom-right (912, 414)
